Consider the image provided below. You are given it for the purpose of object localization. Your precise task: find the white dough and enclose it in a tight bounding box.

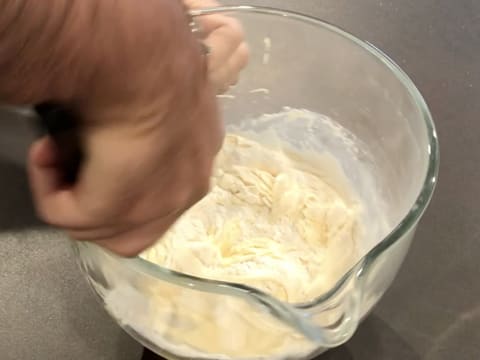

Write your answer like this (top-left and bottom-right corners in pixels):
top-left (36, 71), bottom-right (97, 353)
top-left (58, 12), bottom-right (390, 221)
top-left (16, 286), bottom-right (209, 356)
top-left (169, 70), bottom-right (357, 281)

top-left (142, 134), bottom-right (361, 302)
top-left (104, 130), bottom-right (366, 359)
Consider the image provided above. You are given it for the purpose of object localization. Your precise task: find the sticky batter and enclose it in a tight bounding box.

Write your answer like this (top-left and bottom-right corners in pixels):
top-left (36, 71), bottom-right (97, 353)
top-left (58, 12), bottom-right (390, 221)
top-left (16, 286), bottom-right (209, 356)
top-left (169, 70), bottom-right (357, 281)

top-left (142, 133), bottom-right (361, 303)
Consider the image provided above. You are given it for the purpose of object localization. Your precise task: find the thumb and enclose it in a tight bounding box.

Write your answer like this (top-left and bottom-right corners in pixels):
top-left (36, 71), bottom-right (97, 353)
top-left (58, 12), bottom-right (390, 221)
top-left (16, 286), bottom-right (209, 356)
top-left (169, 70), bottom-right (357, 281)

top-left (28, 137), bottom-right (86, 227)
top-left (28, 137), bottom-right (62, 194)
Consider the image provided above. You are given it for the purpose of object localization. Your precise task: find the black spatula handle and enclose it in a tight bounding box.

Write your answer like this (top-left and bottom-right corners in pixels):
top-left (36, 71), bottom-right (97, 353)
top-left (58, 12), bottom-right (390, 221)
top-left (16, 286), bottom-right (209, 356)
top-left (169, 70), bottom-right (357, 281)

top-left (34, 102), bottom-right (83, 184)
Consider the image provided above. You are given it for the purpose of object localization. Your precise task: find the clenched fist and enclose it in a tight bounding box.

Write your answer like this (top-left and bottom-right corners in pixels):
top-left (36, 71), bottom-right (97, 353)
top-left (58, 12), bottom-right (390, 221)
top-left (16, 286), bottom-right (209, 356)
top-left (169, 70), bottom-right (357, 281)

top-left (0, 0), bottom-right (246, 256)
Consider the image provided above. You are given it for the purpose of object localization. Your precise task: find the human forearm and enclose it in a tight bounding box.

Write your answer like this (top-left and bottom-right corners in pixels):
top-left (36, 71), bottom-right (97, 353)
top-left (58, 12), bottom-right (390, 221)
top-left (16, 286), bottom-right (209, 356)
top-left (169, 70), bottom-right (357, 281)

top-left (0, 0), bottom-right (96, 104)
top-left (0, 0), bottom-right (204, 111)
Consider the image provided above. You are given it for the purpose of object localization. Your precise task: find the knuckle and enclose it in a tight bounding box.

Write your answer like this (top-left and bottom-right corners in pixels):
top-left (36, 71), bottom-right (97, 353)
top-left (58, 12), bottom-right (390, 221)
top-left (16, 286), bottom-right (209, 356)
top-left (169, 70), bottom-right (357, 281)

top-left (174, 184), bottom-right (194, 209)
top-left (161, 182), bottom-right (196, 215)
top-left (188, 161), bottom-right (213, 207)
top-left (191, 180), bottom-right (210, 207)
top-left (225, 17), bottom-right (245, 44)
top-left (237, 42), bottom-right (250, 69)
top-left (231, 75), bottom-right (239, 86)
top-left (33, 198), bottom-right (68, 228)
top-left (35, 203), bottom-right (58, 226)
top-left (197, 170), bottom-right (212, 198)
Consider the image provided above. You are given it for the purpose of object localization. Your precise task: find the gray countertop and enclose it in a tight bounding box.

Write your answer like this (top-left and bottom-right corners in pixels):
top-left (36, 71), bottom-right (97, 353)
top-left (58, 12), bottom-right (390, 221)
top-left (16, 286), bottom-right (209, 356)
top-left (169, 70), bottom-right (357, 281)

top-left (1, 1), bottom-right (479, 359)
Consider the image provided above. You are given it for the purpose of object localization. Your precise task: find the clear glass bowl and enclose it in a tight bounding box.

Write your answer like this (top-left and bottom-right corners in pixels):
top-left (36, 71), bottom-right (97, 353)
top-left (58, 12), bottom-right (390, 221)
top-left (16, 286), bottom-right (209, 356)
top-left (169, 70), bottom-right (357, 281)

top-left (74, 6), bottom-right (439, 360)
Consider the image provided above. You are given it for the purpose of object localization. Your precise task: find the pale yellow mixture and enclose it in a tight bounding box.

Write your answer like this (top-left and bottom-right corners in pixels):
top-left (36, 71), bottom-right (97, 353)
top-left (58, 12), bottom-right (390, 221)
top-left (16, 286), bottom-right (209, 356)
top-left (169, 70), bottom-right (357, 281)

top-left (104, 132), bottom-right (364, 359)
top-left (142, 133), bottom-right (361, 303)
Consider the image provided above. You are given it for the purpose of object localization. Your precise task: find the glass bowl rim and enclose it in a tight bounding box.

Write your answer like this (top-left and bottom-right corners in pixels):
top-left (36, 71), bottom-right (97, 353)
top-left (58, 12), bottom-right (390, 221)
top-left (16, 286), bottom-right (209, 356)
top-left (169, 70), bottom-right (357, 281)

top-left (89, 5), bottom-right (439, 308)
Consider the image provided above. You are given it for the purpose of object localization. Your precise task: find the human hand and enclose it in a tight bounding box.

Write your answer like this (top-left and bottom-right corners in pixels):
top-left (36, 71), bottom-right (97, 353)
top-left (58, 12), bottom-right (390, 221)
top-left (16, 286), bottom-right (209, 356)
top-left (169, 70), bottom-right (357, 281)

top-left (26, 0), bottom-right (223, 256)
top-left (184, 0), bottom-right (249, 93)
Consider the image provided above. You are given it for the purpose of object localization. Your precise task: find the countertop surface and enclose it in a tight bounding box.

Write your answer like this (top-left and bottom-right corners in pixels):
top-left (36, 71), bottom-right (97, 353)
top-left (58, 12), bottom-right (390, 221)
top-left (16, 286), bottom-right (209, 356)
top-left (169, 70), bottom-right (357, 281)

top-left (1, 1), bottom-right (479, 360)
